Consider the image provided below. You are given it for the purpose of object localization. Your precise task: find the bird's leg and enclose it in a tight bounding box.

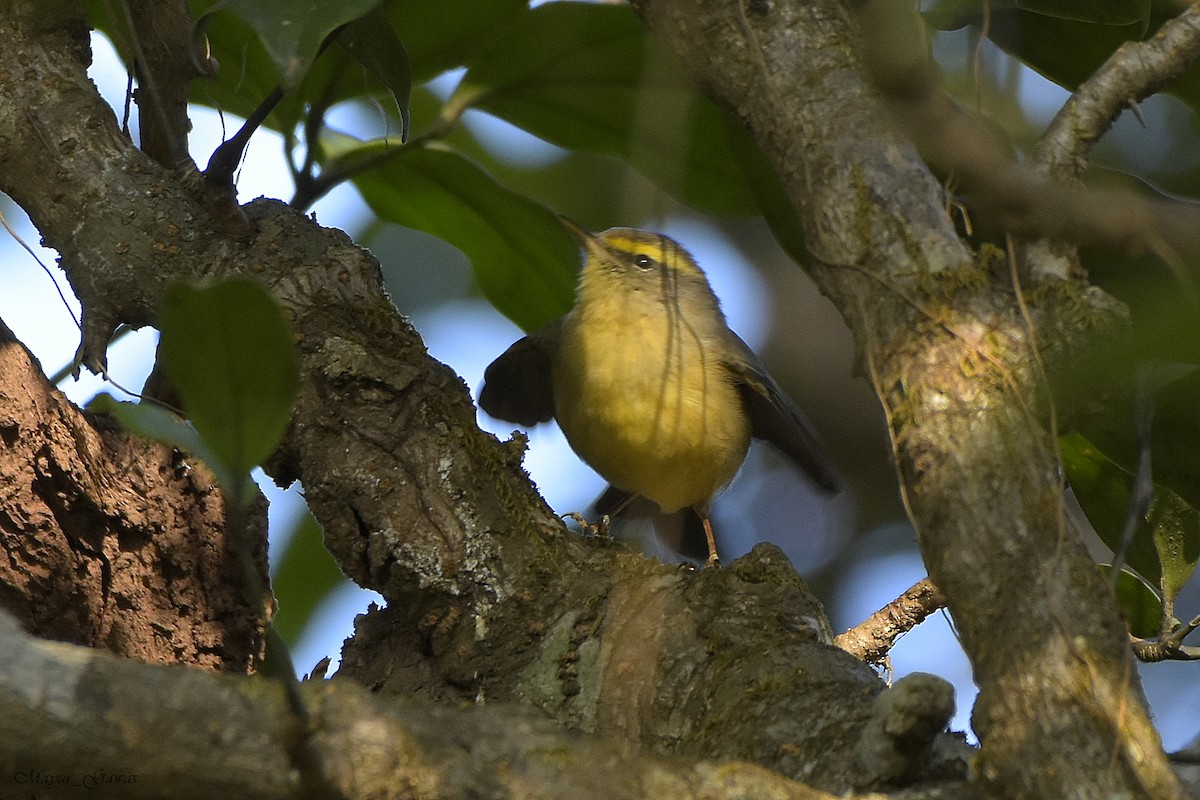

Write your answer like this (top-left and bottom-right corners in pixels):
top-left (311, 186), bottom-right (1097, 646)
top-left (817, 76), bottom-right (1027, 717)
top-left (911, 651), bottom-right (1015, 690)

top-left (700, 512), bottom-right (721, 568)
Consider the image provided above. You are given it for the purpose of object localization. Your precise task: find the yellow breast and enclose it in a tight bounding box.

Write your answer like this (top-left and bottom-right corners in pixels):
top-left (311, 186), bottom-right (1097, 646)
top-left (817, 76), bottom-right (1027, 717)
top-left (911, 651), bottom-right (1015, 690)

top-left (552, 297), bottom-right (751, 513)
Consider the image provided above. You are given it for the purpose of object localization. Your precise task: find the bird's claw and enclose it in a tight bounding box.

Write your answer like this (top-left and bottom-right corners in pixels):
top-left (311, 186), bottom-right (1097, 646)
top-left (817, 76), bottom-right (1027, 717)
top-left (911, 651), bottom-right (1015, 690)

top-left (562, 511), bottom-right (611, 540)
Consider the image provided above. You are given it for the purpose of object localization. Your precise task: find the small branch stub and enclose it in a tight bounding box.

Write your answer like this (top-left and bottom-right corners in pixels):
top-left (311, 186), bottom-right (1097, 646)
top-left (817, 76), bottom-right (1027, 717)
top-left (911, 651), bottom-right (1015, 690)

top-left (835, 578), bottom-right (946, 664)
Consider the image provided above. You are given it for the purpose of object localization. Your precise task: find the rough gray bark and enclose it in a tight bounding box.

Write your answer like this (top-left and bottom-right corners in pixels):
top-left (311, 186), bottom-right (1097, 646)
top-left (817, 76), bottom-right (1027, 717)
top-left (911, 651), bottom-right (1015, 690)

top-left (1, 607), bottom-right (917, 800)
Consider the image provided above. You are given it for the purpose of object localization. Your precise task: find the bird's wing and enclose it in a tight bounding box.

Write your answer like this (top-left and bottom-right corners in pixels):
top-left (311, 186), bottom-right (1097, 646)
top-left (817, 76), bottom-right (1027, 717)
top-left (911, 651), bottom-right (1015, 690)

top-left (722, 333), bottom-right (842, 493)
top-left (478, 318), bottom-right (563, 427)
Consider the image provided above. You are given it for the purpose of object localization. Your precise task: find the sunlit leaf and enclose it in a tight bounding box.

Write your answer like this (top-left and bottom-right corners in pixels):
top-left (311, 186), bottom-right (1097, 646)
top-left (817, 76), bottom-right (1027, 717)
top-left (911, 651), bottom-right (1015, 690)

top-left (1145, 492), bottom-right (1200, 601)
top-left (329, 137), bottom-right (577, 331)
top-left (449, 2), bottom-right (759, 215)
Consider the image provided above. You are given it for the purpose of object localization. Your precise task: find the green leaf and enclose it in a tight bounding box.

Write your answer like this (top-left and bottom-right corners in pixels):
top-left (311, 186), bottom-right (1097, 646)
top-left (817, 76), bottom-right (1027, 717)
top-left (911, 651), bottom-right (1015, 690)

top-left (88, 392), bottom-right (201, 453)
top-left (1146, 366), bottom-right (1200, 512)
top-left (1101, 565), bottom-right (1163, 639)
top-left (158, 279), bottom-right (300, 484)
top-left (269, 508), bottom-right (348, 647)
top-left (86, 1), bottom-right (283, 132)
top-left (925, 3), bottom-right (1200, 105)
top-left (259, 625), bottom-right (300, 683)
top-left (386, 0), bottom-right (527, 85)
top-left (171, 0), bottom-right (525, 146)
top-left (1018, 0), bottom-right (1150, 24)
top-left (1145, 490), bottom-right (1200, 602)
top-left (926, 0), bottom-right (1151, 28)
top-left (449, 2), bottom-right (759, 216)
top-left (331, 137), bottom-right (577, 331)
top-left (338, 5), bottom-right (412, 142)
top-left (216, 0), bottom-right (384, 88)
top-left (1057, 271), bottom-right (1200, 507)
top-left (190, 8), bottom-right (293, 127)
top-left (86, 393), bottom-right (255, 500)
top-left (1061, 433), bottom-right (1200, 603)
top-left (1138, 362), bottom-right (1200, 397)
top-left (1062, 433), bottom-right (1160, 582)
top-left (986, 11), bottom-right (1147, 89)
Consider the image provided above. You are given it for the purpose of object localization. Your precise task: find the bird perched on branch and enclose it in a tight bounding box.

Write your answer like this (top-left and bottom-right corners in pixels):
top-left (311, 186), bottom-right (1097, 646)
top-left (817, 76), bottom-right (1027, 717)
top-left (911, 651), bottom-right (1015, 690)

top-left (480, 220), bottom-right (840, 566)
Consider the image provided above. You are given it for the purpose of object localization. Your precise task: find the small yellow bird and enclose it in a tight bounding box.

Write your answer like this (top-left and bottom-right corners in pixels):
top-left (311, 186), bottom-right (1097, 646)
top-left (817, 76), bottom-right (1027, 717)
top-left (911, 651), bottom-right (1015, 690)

top-left (480, 220), bottom-right (840, 565)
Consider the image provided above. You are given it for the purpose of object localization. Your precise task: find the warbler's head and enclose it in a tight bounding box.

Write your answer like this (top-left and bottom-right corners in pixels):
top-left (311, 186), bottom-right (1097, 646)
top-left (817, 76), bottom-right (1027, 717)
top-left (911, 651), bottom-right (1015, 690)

top-left (560, 219), bottom-right (720, 316)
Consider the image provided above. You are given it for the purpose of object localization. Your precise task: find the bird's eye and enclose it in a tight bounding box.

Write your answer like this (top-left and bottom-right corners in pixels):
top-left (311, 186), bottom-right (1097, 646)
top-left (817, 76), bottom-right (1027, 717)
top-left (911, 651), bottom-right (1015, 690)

top-left (634, 254), bottom-right (655, 269)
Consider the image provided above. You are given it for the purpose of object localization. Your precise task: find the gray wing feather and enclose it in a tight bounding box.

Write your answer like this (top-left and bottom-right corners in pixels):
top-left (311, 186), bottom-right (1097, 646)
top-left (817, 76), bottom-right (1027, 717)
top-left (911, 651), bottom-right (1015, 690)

top-left (723, 333), bottom-right (841, 493)
top-left (478, 318), bottom-right (563, 427)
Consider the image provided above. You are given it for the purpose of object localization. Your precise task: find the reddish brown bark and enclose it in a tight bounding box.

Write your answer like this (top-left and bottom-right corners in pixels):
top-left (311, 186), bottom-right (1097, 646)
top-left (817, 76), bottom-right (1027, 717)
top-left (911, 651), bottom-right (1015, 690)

top-left (0, 321), bottom-right (265, 670)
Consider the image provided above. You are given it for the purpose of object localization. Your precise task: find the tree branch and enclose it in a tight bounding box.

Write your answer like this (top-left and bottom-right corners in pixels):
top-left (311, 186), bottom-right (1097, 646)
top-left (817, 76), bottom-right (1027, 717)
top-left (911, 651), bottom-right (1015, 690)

top-left (1024, 3), bottom-right (1200, 283)
top-left (117, 0), bottom-right (203, 169)
top-left (0, 608), bottom-right (965, 800)
top-left (1035, 4), bottom-right (1200, 177)
top-left (851, 0), bottom-right (1200, 268)
top-left (834, 578), bottom-right (945, 665)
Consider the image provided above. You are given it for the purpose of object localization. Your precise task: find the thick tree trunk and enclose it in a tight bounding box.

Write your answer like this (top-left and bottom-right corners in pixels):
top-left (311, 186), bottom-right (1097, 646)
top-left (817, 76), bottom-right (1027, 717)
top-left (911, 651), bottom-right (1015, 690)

top-left (631, 1), bottom-right (1184, 798)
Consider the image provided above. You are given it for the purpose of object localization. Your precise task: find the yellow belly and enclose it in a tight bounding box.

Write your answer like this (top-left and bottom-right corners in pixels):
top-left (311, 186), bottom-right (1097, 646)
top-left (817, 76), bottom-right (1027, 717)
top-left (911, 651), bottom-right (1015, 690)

top-left (553, 311), bottom-right (750, 513)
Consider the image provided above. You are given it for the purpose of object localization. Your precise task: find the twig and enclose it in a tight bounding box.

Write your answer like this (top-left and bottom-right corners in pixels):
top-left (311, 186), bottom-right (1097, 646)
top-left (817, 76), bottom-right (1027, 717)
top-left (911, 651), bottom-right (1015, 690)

top-left (853, 0), bottom-right (1200, 262)
top-left (1130, 610), bottom-right (1200, 662)
top-left (1035, 4), bottom-right (1200, 177)
top-left (1130, 638), bottom-right (1200, 662)
top-left (834, 577), bottom-right (946, 664)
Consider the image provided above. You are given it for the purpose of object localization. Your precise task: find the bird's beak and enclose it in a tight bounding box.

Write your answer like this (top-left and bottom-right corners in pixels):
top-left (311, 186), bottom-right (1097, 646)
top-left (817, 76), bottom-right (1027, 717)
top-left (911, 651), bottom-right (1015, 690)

top-left (557, 215), bottom-right (591, 244)
top-left (557, 216), bottom-right (608, 260)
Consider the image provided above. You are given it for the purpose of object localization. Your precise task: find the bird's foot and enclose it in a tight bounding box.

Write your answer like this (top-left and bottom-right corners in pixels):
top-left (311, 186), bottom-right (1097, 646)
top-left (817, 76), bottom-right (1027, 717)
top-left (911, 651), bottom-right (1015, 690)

top-left (562, 512), bottom-right (611, 540)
